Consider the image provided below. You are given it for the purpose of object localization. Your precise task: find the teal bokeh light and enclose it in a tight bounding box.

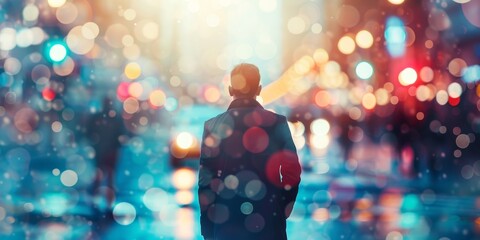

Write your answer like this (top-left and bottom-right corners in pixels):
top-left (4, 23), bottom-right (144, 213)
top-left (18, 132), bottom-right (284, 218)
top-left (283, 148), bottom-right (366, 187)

top-left (45, 41), bottom-right (68, 63)
top-left (385, 16), bottom-right (406, 57)
top-left (462, 65), bottom-right (480, 83)
top-left (401, 194), bottom-right (421, 211)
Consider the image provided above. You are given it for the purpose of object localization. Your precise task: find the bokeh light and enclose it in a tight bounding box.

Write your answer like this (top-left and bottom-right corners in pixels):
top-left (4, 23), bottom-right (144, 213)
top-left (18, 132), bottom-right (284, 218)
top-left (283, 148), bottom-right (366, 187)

top-left (51, 121), bottom-right (63, 133)
top-left (66, 26), bottom-right (94, 55)
top-left (172, 168), bottom-right (196, 190)
top-left (336, 5), bottom-right (360, 28)
top-left (338, 35), bottom-right (356, 55)
top-left (448, 58), bottom-right (467, 77)
top-left (124, 62), bottom-right (142, 80)
top-left (419, 66), bottom-right (434, 82)
top-left (0, 28), bottom-right (16, 51)
top-left (415, 85), bottom-right (432, 102)
top-left (436, 90), bottom-right (449, 105)
top-left (462, 65), bottom-right (480, 83)
top-left (314, 90), bottom-right (331, 108)
top-left (398, 68), bottom-right (417, 86)
top-left (204, 86), bottom-right (221, 103)
top-left (355, 30), bottom-right (374, 49)
top-left (447, 82), bottom-right (463, 98)
top-left (48, 43), bottom-right (68, 63)
top-left (143, 188), bottom-right (168, 212)
top-left (60, 170), bottom-right (78, 187)
top-left (23, 4), bottom-right (39, 22)
top-left (310, 119), bottom-right (330, 136)
top-left (462, 1), bottom-right (480, 28)
top-left (123, 97), bottom-right (140, 114)
top-left (82, 22), bottom-right (100, 40)
top-left (42, 87), bottom-right (56, 101)
top-left (362, 93), bottom-right (376, 110)
top-left (310, 134), bottom-right (330, 149)
top-left (53, 57), bottom-right (75, 76)
top-left (128, 82), bottom-right (143, 99)
top-left (388, 0), bottom-right (405, 4)
top-left (355, 61), bottom-right (374, 80)
top-left (385, 17), bottom-right (406, 57)
top-left (149, 89), bottom-right (167, 108)
top-left (56, 3), bottom-right (78, 25)
top-left (288, 17), bottom-right (306, 35)
top-left (175, 190), bottom-right (194, 205)
top-left (176, 132), bottom-right (194, 150)
top-left (313, 48), bottom-right (329, 65)
top-left (375, 88), bottom-right (390, 105)
top-left (48, 0), bottom-right (66, 8)
top-left (117, 82), bottom-right (131, 101)
top-left (113, 202), bottom-right (136, 225)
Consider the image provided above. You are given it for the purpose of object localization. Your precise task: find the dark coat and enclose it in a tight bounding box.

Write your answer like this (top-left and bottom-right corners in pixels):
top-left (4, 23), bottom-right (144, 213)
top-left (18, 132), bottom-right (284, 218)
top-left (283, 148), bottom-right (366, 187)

top-left (198, 98), bottom-right (301, 240)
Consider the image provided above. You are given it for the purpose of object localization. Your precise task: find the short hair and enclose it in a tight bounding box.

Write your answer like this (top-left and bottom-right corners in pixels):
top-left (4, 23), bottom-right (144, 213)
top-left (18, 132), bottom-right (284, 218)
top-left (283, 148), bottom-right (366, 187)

top-left (230, 63), bottom-right (260, 96)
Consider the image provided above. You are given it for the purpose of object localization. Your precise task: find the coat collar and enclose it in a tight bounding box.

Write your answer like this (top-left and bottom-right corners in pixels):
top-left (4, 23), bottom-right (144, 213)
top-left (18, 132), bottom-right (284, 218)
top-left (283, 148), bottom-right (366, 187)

top-left (227, 98), bottom-right (263, 110)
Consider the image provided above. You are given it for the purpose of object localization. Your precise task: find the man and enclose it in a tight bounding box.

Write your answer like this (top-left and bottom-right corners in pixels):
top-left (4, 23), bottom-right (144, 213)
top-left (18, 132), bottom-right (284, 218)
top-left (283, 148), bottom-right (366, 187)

top-left (198, 63), bottom-right (302, 240)
top-left (86, 97), bottom-right (123, 210)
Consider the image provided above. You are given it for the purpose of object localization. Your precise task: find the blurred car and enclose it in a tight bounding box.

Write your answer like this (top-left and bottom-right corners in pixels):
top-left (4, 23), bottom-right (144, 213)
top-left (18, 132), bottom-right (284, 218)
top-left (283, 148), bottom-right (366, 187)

top-left (169, 104), bottom-right (223, 169)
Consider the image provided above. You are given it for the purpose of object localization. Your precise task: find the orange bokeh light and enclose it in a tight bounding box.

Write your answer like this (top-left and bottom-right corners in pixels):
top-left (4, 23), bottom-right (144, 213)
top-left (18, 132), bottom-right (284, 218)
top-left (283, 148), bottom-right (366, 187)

top-left (312, 208), bottom-right (330, 222)
top-left (175, 190), bottom-right (194, 205)
top-left (128, 82), bottom-right (143, 98)
top-left (149, 89), bottom-right (166, 108)
top-left (172, 168), bottom-right (196, 190)
top-left (362, 93), bottom-right (376, 110)
top-left (356, 211), bottom-right (373, 222)
top-left (314, 90), bottom-right (331, 108)
top-left (204, 86), bottom-right (221, 103)
top-left (338, 35), bottom-right (356, 55)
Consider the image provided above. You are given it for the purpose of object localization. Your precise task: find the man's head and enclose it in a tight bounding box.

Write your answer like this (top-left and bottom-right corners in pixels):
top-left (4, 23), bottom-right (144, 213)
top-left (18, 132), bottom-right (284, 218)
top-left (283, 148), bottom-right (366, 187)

top-left (229, 63), bottom-right (261, 98)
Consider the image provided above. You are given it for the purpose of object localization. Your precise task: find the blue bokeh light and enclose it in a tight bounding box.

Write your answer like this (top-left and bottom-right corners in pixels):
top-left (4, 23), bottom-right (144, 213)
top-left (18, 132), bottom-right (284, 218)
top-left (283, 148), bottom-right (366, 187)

top-left (462, 65), bottom-right (480, 83)
top-left (385, 16), bottom-right (406, 57)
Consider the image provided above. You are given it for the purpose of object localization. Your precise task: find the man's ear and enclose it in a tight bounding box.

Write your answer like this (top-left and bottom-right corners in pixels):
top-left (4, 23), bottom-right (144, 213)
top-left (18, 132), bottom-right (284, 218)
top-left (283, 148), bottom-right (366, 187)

top-left (256, 85), bottom-right (262, 96)
top-left (228, 86), bottom-right (234, 96)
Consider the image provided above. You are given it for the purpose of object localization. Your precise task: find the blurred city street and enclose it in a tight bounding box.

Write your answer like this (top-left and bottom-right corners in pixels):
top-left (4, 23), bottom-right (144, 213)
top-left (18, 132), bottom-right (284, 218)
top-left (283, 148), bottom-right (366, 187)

top-left (2, 0), bottom-right (480, 239)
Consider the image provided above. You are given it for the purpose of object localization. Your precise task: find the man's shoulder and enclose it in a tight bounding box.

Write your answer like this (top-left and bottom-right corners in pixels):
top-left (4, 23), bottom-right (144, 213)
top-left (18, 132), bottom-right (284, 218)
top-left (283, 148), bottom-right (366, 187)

top-left (204, 108), bottom-right (288, 126)
top-left (204, 112), bottom-right (227, 126)
top-left (269, 110), bottom-right (287, 121)
top-left (258, 108), bottom-right (288, 123)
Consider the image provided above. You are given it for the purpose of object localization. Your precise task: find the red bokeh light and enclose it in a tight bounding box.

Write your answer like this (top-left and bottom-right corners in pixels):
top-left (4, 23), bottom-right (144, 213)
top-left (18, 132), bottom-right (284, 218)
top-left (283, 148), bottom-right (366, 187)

top-left (116, 82), bottom-right (131, 101)
top-left (42, 87), bottom-right (56, 101)
top-left (242, 127), bottom-right (269, 153)
top-left (448, 96), bottom-right (460, 107)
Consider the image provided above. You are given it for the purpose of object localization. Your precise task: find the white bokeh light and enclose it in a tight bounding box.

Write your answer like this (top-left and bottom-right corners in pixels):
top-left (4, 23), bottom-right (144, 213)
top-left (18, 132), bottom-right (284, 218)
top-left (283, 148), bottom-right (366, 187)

top-left (176, 132), bottom-right (194, 149)
top-left (113, 202), bottom-right (137, 225)
top-left (60, 170), bottom-right (78, 187)
top-left (311, 119), bottom-right (331, 136)
top-left (143, 188), bottom-right (168, 211)
top-left (49, 44), bottom-right (67, 62)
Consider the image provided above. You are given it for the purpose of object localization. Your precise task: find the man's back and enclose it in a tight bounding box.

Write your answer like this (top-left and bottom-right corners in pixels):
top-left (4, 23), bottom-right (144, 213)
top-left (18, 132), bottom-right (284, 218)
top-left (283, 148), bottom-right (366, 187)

top-left (198, 98), bottom-right (301, 240)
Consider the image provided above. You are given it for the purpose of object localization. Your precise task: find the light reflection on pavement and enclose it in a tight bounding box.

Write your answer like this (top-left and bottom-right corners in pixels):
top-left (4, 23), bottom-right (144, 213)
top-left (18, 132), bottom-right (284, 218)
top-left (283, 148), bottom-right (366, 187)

top-left (3, 166), bottom-right (480, 240)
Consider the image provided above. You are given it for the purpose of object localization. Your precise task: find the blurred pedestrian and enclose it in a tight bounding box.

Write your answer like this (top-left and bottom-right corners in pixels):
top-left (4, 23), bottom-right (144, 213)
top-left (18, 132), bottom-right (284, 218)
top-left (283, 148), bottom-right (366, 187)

top-left (87, 97), bottom-right (123, 210)
top-left (198, 63), bottom-right (302, 240)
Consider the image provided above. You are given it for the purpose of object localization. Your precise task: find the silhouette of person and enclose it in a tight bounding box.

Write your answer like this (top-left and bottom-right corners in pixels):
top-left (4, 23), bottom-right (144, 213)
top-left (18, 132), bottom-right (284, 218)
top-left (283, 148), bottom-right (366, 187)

top-left (86, 97), bottom-right (123, 210)
top-left (198, 63), bottom-right (302, 240)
